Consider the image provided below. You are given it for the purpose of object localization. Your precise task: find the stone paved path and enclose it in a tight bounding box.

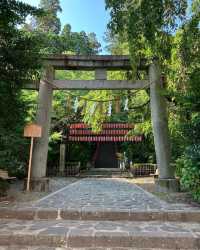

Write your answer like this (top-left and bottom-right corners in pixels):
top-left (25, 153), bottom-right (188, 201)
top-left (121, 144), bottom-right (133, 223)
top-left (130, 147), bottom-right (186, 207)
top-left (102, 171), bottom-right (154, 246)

top-left (32, 178), bottom-right (197, 211)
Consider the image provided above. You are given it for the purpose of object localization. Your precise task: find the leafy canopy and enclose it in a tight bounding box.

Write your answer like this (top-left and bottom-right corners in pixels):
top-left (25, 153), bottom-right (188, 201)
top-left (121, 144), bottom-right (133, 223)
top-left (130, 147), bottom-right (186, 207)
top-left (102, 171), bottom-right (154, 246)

top-left (105, 0), bottom-right (188, 65)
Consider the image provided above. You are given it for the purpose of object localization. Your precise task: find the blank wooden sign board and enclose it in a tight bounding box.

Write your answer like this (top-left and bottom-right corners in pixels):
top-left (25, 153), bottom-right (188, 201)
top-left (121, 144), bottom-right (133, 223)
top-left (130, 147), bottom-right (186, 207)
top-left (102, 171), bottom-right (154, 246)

top-left (24, 124), bottom-right (42, 191)
top-left (24, 124), bottom-right (42, 138)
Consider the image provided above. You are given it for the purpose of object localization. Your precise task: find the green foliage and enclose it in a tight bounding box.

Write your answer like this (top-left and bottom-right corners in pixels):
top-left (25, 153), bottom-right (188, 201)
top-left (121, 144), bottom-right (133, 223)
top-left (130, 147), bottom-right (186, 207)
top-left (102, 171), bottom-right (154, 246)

top-left (39, 0), bottom-right (62, 13)
top-left (37, 0), bottom-right (62, 34)
top-left (27, 25), bottom-right (101, 55)
top-left (79, 90), bottom-right (113, 132)
top-left (25, 0), bottom-right (101, 55)
top-left (61, 26), bottom-right (101, 55)
top-left (39, 31), bottom-right (63, 54)
top-left (106, 0), bottom-right (187, 38)
top-left (120, 139), bottom-right (155, 163)
top-left (0, 90), bottom-right (29, 178)
top-left (0, 0), bottom-right (43, 26)
top-left (176, 145), bottom-right (200, 201)
top-left (169, 4), bottom-right (200, 145)
top-left (0, 0), bottom-right (43, 177)
top-left (50, 131), bottom-right (62, 142)
top-left (68, 143), bottom-right (95, 168)
top-left (173, 8), bottom-right (200, 197)
top-left (105, 0), bottom-right (188, 76)
top-left (27, 0), bottom-right (101, 55)
top-left (0, 1), bottom-right (43, 85)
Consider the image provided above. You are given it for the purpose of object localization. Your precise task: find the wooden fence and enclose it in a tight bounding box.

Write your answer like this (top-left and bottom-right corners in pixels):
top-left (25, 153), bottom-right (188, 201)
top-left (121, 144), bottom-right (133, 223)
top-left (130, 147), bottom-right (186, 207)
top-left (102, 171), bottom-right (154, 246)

top-left (130, 163), bottom-right (157, 177)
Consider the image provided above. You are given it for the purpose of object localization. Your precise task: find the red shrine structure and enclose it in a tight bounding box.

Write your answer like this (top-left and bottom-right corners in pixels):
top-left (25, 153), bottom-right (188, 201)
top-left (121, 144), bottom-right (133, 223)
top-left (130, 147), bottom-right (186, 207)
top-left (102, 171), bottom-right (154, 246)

top-left (66, 123), bottom-right (143, 168)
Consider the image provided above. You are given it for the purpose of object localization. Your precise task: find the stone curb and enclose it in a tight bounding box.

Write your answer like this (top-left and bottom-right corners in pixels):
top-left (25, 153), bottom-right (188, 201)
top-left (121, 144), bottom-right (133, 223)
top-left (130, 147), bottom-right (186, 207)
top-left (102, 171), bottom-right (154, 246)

top-left (1, 208), bottom-right (200, 222)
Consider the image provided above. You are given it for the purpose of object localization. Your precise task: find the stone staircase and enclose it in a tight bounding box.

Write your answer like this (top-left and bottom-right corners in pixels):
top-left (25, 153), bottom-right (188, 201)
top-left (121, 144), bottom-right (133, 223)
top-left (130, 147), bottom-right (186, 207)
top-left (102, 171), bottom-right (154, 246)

top-left (0, 207), bottom-right (200, 249)
top-left (80, 168), bottom-right (133, 178)
top-left (1, 178), bottom-right (200, 249)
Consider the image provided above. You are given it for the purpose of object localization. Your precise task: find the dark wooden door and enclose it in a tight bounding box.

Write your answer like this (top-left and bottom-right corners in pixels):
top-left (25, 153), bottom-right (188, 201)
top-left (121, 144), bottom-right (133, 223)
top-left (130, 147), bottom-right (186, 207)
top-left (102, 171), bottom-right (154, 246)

top-left (95, 142), bottom-right (118, 168)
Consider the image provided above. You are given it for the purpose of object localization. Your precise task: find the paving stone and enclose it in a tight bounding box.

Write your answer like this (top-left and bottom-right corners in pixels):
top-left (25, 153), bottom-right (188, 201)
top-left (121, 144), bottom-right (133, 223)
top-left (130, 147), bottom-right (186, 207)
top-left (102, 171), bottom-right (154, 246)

top-left (30, 178), bottom-right (199, 212)
top-left (0, 219), bottom-right (200, 248)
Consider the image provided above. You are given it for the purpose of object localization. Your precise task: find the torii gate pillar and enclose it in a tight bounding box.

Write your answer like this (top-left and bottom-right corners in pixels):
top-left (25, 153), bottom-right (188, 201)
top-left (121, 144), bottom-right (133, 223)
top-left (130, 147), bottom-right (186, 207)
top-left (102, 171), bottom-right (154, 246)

top-left (30, 66), bottom-right (54, 191)
top-left (149, 59), bottom-right (179, 192)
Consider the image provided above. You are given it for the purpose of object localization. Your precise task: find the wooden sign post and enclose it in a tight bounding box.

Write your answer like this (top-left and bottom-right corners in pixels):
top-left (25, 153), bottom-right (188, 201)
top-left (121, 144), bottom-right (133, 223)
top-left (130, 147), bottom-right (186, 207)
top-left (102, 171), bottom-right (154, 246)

top-left (24, 124), bottom-right (42, 191)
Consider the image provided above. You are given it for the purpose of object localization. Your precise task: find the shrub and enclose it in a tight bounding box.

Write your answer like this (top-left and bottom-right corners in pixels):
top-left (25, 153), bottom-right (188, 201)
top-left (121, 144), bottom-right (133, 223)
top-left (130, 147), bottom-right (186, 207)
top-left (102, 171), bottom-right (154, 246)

top-left (0, 158), bottom-right (26, 180)
top-left (176, 144), bottom-right (200, 202)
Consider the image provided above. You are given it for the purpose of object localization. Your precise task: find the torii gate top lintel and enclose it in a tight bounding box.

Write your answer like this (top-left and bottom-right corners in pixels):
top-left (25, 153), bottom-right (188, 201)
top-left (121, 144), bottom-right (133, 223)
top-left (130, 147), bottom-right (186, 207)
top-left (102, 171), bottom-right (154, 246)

top-left (42, 54), bottom-right (148, 71)
top-left (25, 54), bottom-right (149, 90)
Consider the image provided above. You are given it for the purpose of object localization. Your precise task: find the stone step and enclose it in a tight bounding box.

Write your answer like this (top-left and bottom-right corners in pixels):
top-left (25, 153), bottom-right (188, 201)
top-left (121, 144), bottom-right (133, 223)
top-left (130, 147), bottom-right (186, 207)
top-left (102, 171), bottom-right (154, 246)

top-left (0, 247), bottom-right (184, 250)
top-left (79, 170), bottom-right (133, 178)
top-left (0, 247), bottom-right (182, 250)
top-left (88, 168), bottom-right (123, 172)
top-left (80, 168), bottom-right (132, 176)
top-left (0, 219), bottom-right (200, 249)
top-left (79, 174), bottom-right (133, 178)
top-left (1, 208), bottom-right (200, 223)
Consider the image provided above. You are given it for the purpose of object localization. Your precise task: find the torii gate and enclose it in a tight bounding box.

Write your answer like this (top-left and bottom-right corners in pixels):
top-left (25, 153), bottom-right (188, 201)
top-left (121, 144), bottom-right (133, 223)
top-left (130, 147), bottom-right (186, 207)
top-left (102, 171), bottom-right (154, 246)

top-left (24, 55), bottom-right (179, 192)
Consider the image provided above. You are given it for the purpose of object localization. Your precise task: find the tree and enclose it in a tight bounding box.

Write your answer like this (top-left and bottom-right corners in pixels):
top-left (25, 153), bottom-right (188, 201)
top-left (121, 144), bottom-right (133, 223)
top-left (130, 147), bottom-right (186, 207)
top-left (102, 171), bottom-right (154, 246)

top-left (105, 0), bottom-right (188, 71)
top-left (0, 0), bottom-right (43, 84)
top-left (37, 0), bottom-right (62, 34)
top-left (170, 1), bottom-right (200, 200)
top-left (88, 33), bottom-right (102, 55)
top-left (60, 26), bottom-right (101, 55)
top-left (26, 0), bottom-right (101, 55)
top-left (103, 0), bottom-right (200, 200)
top-left (0, 0), bottom-right (43, 176)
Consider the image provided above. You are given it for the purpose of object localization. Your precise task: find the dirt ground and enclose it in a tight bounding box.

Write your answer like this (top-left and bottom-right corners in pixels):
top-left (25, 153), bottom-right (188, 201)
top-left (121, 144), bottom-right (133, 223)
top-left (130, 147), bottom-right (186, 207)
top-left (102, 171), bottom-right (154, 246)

top-left (0, 177), bottom-right (78, 207)
top-left (128, 177), bottom-right (199, 206)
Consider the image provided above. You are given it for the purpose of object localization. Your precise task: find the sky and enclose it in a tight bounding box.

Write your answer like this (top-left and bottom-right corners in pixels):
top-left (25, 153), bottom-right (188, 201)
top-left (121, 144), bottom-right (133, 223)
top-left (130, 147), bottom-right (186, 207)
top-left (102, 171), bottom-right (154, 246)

top-left (21, 0), bottom-right (110, 53)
